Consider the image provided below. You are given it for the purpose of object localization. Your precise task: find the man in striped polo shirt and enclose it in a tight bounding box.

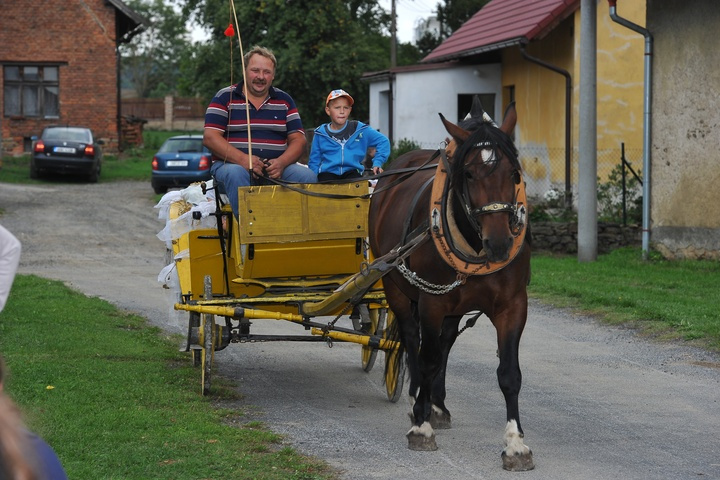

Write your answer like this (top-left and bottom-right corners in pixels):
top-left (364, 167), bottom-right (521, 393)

top-left (203, 45), bottom-right (317, 217)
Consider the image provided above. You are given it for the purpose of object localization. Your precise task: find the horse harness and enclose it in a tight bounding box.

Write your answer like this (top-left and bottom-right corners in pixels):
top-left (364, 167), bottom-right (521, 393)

top-left (397, 146), bottom-right (528, 295)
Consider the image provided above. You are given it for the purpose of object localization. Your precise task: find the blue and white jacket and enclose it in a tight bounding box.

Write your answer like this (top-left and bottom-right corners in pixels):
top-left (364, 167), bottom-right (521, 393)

top-left (308, 121), bottom-right (391, 176)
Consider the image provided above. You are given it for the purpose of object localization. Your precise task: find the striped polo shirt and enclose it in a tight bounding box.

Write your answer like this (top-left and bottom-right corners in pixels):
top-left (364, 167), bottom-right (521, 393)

top-left (204, 84), bottom-right (305, 162)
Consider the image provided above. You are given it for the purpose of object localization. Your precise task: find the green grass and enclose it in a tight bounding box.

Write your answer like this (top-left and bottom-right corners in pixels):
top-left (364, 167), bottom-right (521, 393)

top-left (529, 247), bottom-right (720, 351)
top-left (0, 275), bottom-right (334, 480)
top-left (0, 129), bottom-right (201, 184)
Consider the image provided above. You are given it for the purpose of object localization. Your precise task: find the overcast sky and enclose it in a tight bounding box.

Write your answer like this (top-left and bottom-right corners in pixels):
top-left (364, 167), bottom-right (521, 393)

top-left (378, 0), bottom-right (436, 43)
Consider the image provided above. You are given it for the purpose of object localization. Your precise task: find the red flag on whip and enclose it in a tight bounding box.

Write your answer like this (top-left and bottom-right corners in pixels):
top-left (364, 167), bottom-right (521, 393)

top-left (224, 23), bottom-right (234, 37)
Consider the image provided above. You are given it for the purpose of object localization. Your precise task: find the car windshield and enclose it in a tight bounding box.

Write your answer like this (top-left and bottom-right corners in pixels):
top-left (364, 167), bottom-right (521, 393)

top-left (43, 128), bottom-right (91, 143)
top-left (159, 138), bottom-right (204, 154)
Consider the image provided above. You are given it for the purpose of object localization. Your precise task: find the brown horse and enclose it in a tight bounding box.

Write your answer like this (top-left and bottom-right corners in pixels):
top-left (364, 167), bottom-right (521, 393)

top-left (368, 99), bottom-right (534, 471)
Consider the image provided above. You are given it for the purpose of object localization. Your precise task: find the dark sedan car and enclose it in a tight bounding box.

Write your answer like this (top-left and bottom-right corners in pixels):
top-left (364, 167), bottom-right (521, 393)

top-left (151, 135), bottom-right (212, 194)
top-left (31, 126), bottom-right (103, 182)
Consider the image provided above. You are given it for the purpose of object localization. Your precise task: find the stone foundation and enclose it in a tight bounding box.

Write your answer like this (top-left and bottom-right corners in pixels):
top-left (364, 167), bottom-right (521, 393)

top-left (531, 222), bottom-right (641, 254)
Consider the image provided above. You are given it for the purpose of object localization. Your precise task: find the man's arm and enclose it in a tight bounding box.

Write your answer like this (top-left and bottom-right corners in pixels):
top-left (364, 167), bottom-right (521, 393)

top-left (263, 132), bottom-right (307, 179)
top-left (203, 129), bottom-right (265, 177)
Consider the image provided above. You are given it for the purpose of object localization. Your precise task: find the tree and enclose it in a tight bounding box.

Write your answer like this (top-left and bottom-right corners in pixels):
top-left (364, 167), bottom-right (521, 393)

top-left (416, 31), bottom-right (442, 58)
top-left (120, 0), bottom-right (192, 97)
top-left (178, 0), bottom-right (419, 128)
top-left (435, 0), bottom-right (490, 40)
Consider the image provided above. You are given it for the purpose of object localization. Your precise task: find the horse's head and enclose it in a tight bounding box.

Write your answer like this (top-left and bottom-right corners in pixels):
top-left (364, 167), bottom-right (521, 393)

top-left (439, 99), bottom-right (523, 263)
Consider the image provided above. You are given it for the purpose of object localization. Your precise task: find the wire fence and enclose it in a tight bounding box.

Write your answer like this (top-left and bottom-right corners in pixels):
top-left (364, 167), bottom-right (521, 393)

top-left (518, 145), bottom-right (644, 224)
top-left (399, 139), bottom-right (643, 211)
top-left (518, 145), bottom-right (643, 201)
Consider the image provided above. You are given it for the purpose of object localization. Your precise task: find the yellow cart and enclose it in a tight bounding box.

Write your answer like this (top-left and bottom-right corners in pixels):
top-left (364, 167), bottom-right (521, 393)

top-left (166, 181), bottom-right (406, 399)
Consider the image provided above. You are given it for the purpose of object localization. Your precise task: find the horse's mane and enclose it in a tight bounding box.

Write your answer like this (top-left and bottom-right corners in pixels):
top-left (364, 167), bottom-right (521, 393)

top-left (449, 119), bottom-right (520, 190)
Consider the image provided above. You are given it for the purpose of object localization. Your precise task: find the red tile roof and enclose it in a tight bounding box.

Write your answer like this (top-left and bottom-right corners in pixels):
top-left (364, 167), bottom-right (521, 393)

top-left (422, 0), bottom-right (579, 63)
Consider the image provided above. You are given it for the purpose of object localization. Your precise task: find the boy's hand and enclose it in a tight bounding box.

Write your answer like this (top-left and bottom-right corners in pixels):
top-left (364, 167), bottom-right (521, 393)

top-left (372, 166), bottom-right (383, 175)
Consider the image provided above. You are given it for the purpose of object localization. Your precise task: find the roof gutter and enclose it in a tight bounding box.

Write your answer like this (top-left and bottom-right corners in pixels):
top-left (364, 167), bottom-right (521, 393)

top-left (608, 0), bottom-right (653, 259)
top-left (519, 43), bottom-right (573, 209)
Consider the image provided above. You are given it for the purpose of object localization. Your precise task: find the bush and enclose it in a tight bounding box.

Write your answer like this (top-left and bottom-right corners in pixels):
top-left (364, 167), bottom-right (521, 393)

top-left (529, 161), bottom-right (643, 225)
top-left (529, 187), bottom-right (575, 223)
top-left (597, 162), bottom-right (642, 224)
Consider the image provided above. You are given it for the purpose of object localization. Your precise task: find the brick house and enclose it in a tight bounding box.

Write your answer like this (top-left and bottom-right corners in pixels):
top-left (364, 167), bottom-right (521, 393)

top-left (0, 0), bottom-right (144, 156)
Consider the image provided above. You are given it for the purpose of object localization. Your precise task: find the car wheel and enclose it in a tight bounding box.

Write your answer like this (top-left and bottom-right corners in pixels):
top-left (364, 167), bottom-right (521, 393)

top-left (87, 163), bottom-right (100, 183)
top-left (153, 182), bottom-right (168, 194)
top-left (30, 160), bottom-right (40, 180)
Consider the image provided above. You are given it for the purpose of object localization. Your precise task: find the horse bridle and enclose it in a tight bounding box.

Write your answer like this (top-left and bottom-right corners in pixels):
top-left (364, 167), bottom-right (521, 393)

top-left (445, 147), bottom-right (524, 238)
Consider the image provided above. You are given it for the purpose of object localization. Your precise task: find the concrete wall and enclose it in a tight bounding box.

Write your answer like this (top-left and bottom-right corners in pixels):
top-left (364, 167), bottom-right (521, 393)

top-left (647, 0), bottom-right (720, 259)
top-left (368, 64), bottom-right (502, 149)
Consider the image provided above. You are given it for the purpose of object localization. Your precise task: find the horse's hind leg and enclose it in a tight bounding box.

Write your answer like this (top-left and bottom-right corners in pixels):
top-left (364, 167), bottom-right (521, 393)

top-left (383, 293), bottom-right (435, 449)
top-left (406, 319), bottom-right (444, 451)
top-left (427, 315), bottom-right (461, 430)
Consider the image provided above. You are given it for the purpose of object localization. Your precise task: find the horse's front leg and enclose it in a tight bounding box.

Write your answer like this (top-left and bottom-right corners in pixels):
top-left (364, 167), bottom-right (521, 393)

top-left (494, 306), bottom-right (534, 471)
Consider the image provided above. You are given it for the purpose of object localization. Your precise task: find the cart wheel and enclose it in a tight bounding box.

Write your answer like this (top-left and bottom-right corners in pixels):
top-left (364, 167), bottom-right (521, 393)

top-left (200, 276), bottom-right (214, 396)
top-left (384, 310), bottom-right (405, 403)
top-left (188, 311), bottom-right (201, 367)
top-left (191, 348), bottom-right (202, 367)
top-left (200, 311), bottom-right (215, 395)
top-left (361, 307), bottom-right (385, 372)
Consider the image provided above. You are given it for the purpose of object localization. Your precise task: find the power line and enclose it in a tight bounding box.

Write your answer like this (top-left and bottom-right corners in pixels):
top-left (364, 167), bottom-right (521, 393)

top-left (397, 0), bottom-right (436, 15)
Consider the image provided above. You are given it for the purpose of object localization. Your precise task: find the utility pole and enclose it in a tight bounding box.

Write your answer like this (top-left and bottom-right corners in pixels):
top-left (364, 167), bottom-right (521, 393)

top-left (578, 0), bottom-right (598, 262)
top-left (391, 0), bottom-right (397, 67)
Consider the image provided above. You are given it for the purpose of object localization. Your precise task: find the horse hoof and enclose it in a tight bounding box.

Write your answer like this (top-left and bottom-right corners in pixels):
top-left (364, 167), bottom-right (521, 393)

top-left (501, 451), bottom-right (535, 471)
top-left (429, 409), bottom-right (451, 430)
top-left (407, 431), bottom-right (438, 451)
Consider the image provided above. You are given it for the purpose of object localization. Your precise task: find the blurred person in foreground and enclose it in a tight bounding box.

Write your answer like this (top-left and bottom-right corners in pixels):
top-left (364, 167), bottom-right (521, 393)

top-left (0, 224), bottom-right (67, 479)
top-left (0, 357), bottom-right (68, 479)
top-left (0, 224), bottom-right (21, 312)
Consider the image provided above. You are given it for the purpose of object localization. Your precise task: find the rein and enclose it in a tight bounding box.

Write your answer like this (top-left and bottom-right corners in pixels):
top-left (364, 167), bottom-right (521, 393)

top-left (255, 149), bottom-right (442, 200)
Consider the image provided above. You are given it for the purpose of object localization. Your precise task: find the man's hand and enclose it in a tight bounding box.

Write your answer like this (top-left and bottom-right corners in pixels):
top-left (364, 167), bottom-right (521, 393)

top-left (248, 155), bottom-right (266, 177)
top-left (262, 158), bottom-right (284, 179)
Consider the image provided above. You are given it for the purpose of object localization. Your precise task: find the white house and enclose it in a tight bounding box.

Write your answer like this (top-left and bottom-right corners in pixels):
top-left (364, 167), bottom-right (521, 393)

top-left (363, 62), bottom-right (502, 149)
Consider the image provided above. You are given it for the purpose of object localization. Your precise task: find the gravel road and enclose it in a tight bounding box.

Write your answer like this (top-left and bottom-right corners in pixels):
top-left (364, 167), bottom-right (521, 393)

top-left (1, 180), bottom-right (719, 480)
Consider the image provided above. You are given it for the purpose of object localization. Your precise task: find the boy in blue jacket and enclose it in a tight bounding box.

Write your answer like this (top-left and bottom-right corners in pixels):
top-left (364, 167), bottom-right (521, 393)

top-left (309, 89), bottom-right (391, 181)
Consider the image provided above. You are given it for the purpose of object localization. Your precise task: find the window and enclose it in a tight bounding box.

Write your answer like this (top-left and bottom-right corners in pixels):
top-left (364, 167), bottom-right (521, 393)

top-left (3, 65), bottom-right (59, 118)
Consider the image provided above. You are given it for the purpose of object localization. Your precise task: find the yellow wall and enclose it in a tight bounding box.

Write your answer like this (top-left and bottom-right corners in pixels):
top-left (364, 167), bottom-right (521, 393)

top-left (501, 1), bottom-right (646, 192)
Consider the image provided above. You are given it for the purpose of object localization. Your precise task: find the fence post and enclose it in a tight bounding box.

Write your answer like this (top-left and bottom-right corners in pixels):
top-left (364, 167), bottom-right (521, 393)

top-left (621, 142), bottom-right (627, 226)
top-left (164, 95), bottom-right (173, 130)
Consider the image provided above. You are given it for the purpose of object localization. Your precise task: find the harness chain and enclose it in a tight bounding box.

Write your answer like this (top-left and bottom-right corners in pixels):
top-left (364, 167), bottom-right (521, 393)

top-left (397, 261), bottom-right (465, 295)
top-left (320, 301), bottom-right (355, 347)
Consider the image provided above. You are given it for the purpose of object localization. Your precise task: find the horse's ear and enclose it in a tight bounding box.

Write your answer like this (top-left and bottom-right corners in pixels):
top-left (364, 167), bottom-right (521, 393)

top-left (499, 102), bottom-right (517, 135)
top-left (439, 113), bottom-right (470, 143)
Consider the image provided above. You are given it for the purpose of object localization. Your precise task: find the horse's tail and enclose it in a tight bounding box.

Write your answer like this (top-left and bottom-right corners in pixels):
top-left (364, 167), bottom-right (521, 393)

top-left (383, 313), bottom-right (405, 386)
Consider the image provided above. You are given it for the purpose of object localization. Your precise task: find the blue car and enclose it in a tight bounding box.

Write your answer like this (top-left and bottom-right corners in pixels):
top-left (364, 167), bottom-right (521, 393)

top-left (151, 135), bottom-right (212, 194)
